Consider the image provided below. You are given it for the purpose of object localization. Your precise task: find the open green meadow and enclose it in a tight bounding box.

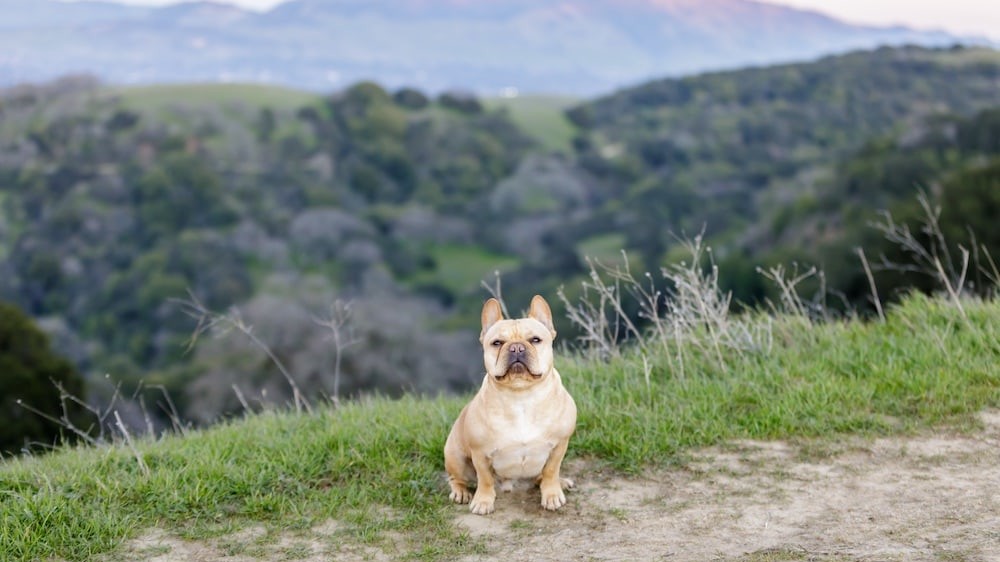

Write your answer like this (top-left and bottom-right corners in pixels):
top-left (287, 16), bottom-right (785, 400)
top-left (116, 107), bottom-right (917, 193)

top-left (108, 83), bottom-right (321, 114)
top-left (484, 95), bottom-right (579, 153)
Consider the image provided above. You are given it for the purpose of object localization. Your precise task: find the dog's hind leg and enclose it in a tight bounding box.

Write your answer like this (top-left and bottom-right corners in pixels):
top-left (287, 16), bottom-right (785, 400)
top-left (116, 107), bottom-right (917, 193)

top-left (445, 451), bottom-right (475, 504)
top-left (534, 475), bottom-right (574, 490)
top-left (444, 425), bottom-right (476, 504)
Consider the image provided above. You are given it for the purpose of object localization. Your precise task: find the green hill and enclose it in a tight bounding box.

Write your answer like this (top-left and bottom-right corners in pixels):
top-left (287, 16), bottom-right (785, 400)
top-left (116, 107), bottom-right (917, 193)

top-left (1, 293), bottom-right (998, 560)
top-left (111, 83), bottom-right (321, 113)
top-left (566, 45), bottom-right (1000, 299)
top-left (484, 94), bottom-right (579, 154)
top-left (0, 78), bottom-right (537, 423)
top-left (0, 45), bottom-right (998, 437)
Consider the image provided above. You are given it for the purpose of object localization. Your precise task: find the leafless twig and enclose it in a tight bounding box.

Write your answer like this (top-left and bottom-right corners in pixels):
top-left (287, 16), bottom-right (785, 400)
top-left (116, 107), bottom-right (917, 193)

top-left (855, 247), bottom-right (885, 322)
top-left (114, 411), bottom-right (149, 476)
top-left (480, 270), bottom-right (509, 317)
top-left (174, 290), bottom-right (312, 415)
top-left (314, 299), bottom-right (359, 405)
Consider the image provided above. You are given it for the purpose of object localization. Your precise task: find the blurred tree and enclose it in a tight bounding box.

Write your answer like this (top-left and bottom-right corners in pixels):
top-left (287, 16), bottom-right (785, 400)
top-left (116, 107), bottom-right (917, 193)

top-left (105, 109), bottom-right (140, 132)
top-left (255, 107), bottom-right (276, 142)
top-left (393, 87), bottom-right (429, 110)
top-left (0, 301), bottom-right (87, 454)
top-left (133, 153), bottom-right (237, 243)
top-left (938, 158), bottom-right (1000, 253)
top-left (438, 91), bottom-right (482, 114)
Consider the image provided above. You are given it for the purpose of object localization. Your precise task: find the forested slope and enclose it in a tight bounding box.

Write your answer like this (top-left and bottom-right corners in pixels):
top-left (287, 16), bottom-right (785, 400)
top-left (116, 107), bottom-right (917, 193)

top-left (566, 45), bottom-right (1000, 302)
top-left (0, 46), bottom-right (997, 431)
top-left (0, 78), bottom-right (540, 424)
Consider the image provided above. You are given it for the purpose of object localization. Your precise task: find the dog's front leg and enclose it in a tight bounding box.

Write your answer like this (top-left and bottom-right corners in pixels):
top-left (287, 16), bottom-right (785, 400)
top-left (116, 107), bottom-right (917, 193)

top-left (539, 438), bottom-right (572, 510)
top-left (468, 450), bottom-right (496, 515)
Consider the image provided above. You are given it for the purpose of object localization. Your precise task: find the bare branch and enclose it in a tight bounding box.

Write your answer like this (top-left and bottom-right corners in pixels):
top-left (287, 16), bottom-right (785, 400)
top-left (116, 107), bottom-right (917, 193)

top-left (150, 385), bottom-right (188, 436)
top-left (114, 411), bottom-right (149, 476)
top-left (561, 234), bottom-right (771, 372)
top-left (868, 190), bottom-right (975, 299)
top-left (980, 244), bottom-right (1000, 292)
top-left (480, 270), bottom-right (509, 317)
top-left (175, 291), bottom-right (313, 415)
top-left (855, 247), bottom-right (885, 323)
top-left (313, 299), bottom-right (359, 404)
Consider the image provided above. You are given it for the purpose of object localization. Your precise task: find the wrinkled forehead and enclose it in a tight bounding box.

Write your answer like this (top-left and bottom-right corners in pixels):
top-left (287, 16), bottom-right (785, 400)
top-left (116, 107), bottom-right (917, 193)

top-left (485, 318), bottom-right (550, 341)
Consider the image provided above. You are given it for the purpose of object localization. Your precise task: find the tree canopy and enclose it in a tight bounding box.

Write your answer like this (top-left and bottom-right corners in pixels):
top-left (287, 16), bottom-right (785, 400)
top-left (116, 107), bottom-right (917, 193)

top-left (0, 302), bottom-right (87, 454)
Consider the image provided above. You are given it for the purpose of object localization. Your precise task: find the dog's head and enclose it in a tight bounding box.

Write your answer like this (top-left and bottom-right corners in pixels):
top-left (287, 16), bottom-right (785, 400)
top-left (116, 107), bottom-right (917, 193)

top-left (480, 295), bottom-right (557, 388)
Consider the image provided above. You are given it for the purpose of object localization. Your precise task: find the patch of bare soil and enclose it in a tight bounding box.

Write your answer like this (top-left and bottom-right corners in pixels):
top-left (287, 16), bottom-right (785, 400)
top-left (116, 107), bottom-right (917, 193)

top-left (122, 412), bottom-right (1000, 561)
top-left (456, 411), bottom-right (1000, 562)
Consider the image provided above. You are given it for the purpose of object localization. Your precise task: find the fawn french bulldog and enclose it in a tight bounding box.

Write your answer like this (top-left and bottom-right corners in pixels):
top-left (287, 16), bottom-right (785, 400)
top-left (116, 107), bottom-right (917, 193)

top-left (444, 295), bottom-right (577, 515)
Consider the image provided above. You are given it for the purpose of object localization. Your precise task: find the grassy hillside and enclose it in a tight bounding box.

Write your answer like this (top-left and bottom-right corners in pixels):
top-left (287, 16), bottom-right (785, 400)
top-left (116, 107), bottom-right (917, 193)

top-left (110, 83), bottom-right (321, 114)
top-left (484, 95), bottom-right (579, 153)
top-left (2, 293), bottom-right (998, 561)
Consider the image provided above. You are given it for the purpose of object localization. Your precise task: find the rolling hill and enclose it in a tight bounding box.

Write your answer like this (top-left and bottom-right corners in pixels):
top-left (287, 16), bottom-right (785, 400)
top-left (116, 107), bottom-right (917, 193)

top-left (0, 46), bottom-right (997, 434)
top-left (565, 45), bottom-right (1000, 302)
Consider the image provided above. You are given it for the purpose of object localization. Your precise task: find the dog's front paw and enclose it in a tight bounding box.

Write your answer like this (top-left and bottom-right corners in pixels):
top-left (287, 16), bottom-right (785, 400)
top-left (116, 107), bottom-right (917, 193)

top-left (540, 483), bottom-right (567, 511)
top-left (449, 484), bottom-right (472, 504)
top-left (560, 477), bottom-right (575, 490)
top-left (469, 492), bottom-right (496, 515)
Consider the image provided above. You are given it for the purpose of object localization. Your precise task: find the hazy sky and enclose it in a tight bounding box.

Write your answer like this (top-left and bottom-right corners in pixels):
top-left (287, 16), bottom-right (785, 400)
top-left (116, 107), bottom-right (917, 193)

top-left (757, 0), bottom-right (1000, 40)
top-left (81, 0), bottom-right (1000, 41)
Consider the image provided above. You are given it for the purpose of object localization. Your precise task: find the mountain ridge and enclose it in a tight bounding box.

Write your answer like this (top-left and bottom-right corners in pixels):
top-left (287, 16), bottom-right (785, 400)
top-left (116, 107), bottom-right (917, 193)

top-left (2, 0), bottom-right (972, 94)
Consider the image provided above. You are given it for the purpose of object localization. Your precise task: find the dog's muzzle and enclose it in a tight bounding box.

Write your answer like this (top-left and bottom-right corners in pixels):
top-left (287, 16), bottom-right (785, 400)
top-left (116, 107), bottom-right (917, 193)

top-left (499, 343), bottom-right (540, 378)
top-left (509, 342), bottom-right (527, 364)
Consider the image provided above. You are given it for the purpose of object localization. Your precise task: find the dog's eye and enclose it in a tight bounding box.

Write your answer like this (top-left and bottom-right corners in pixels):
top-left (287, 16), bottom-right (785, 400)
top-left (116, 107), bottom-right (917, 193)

top-left (530, 336), bottom-right (542, 344)
top-left (491, 340), bottom-right (503, 347)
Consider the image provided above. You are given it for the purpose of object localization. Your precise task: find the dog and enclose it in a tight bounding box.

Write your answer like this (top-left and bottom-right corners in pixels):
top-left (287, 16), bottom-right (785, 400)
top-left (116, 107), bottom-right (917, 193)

top-left (444, 295), bottom-right (577, 515)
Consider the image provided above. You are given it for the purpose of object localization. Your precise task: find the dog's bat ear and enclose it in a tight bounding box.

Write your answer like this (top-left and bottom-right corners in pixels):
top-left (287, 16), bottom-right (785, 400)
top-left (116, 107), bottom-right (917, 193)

top-left (480, 298), bottom-right (504, 342)
top-left (529, 295), bottom-right (556, 338)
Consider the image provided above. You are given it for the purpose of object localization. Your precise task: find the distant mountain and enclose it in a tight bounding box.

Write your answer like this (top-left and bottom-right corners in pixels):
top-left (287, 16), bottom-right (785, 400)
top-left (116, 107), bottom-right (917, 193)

top-left (0, 0), bottom-right (977, 94)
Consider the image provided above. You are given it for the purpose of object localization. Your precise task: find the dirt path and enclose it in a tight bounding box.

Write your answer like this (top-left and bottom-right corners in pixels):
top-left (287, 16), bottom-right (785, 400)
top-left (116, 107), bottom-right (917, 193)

top-left (126, 412), bottom-right (1000, 562)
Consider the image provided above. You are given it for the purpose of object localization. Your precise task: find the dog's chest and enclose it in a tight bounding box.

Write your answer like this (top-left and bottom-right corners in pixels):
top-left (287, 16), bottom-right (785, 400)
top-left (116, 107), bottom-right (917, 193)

top-left (488, 402), bottom-right (555, 479)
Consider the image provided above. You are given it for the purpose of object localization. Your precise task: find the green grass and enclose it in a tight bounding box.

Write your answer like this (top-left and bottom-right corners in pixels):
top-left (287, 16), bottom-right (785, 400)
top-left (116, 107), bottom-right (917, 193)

top-left (107, 83), bottom-right (320, 114)
top-left (570, 294), bottom-right (1000, 471)
top-left (924, 46), bottom-right (1000, 67)
top-left (407, 243), bottom-right (520, 295)
top-left (484, 95), bottom-right (580, 153)
top-left (576, 233), bottom-right (629, 263)
top-left (0, 397), bottom-right (471, 560)
top-left (1, 294), bottom-right (999, 560)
